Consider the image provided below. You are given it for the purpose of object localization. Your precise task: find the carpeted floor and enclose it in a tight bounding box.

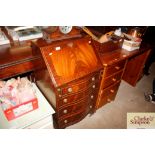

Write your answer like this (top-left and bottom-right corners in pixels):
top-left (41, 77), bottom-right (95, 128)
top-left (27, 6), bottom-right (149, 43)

top-left (66, 62), bottom-right (155, 129)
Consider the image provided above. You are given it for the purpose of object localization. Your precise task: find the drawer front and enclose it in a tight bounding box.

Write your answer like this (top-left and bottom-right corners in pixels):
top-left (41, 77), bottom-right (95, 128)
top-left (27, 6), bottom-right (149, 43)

top-left (58, 89), bottom-right (98, 118)
top-left (58, 115), bottom-right (74, 128)
top-left (58, 85), bottom-right (99, 106)
top-left (97, 82), bottom-right (120, 109)
top-left (104, 60), bottom-right (126, 78)
top-left (56, 72), bottom-right (100, 96)
top-left (58, 89), bottom-right (89, 107)
top-left (98, 92), bottom-right (117, 109)
top-left (102, 70), bottom-right (123, 89)
top-left (58, 99), bottom-right (88, 118)
top-left (101, 81), bottom-right (120, 98)
top-left (58, 110), bottom-right (86, 128)
top-left (0, 58), bottom-right (42, 79)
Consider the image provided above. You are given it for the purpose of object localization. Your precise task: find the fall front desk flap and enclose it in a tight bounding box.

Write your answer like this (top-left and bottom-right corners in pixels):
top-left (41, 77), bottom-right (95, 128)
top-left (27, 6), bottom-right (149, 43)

top-left (40, 38), bottom-right (103, 87)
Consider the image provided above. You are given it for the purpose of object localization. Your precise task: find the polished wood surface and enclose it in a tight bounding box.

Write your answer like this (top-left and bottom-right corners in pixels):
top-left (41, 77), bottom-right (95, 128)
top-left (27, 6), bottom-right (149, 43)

top-left (0, 44), bottom-right (42, 79)
top-left (92, 39), bottom-right (122, 54)
top-left (98, 42), bottom-right (150, 67)
top-left (0, 30), bottom-right (151, 128)
top-left (96, 58), bottom-right (126, 109)
top-left (123, 49), bottom-right (151, 86)
top-left (32, 36), bottom-right (103, 128)
top-left (103, 60), bottom-right (126, 78)
top-left (33, 37), bottom-right (103, 87)
top-left (43, 26), bottom-right (82, 42)
top-left (95, 41), bottom-right (151, 110)
top-left (101, 70), bottom-right (123, 89)
top-left (97, 81), bottom-right (120, 109)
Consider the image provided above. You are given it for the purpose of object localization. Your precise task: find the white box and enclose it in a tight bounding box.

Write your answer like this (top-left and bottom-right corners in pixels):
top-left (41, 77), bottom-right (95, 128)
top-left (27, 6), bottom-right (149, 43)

top-left (25, 115), bottom-right (54, 129)
top-left (122, 39), bottom-right (141, 51)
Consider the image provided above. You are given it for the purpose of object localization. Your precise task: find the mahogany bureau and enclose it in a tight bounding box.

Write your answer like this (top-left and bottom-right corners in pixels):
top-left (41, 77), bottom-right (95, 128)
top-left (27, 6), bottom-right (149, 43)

top-left (31, 37), bottom-right (103, 128)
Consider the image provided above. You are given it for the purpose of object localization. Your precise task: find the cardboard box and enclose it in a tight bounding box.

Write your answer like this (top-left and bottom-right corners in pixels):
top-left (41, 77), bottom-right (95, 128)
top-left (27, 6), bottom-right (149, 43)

top-left (122, 39), bottom-right (141, 51)
top-left (3, 98), bottom-right (38, 121)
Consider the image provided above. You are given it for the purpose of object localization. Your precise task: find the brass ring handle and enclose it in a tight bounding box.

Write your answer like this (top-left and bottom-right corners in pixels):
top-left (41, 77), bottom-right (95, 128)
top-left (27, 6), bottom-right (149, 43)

top-left (115, 66), bottom-right (120, 70)
top-left (63, 99), bottom-right (67, 103)
top-left (91, 95), bottom-right (94, 99)
top-left (92, 77), bottom-right (95, 81)
top-left (68, 87), bottom-right (72, 93)
top-left (92, 85), bottom-right (95, 88)
top-left (112, 78), bottom-right (116, 82)
top-left (64, 120), bottom-right (68, 123)
top-left (110, 89), bottom-right (115, 93)
top-left (63, 109), bottom-right (68, 114)
top-left (57, 88), bottom-right (61, 91)
top-left (107, 98), bottom-right (111, 102)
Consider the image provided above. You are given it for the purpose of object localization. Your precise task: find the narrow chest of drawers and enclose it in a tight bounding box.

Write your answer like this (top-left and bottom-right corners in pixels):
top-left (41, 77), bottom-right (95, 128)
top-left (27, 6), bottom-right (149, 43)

top-left (96, 59), bottom-right (127, 109)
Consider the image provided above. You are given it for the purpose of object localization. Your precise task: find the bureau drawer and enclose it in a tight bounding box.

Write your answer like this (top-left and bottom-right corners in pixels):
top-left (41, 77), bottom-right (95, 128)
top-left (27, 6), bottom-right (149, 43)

top-left (102, 70), bottom-right (123, 89)
top-left (104, 60), bottom-right (126, 78)
top-left (58, 89), bottom-right (98, 118)
top-left (58, 86), bottom-right (98, 107)
top-left (56, 72), bottom-right (100, 96)
top-left (58, 110), bottom-right (86, 128)
top-left (58, 100), bottom-right (87, 119)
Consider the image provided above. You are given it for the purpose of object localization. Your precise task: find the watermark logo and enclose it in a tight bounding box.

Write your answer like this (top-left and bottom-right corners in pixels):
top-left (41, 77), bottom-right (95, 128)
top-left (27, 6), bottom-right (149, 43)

top-left (127, 113), bottom-right (155, 129)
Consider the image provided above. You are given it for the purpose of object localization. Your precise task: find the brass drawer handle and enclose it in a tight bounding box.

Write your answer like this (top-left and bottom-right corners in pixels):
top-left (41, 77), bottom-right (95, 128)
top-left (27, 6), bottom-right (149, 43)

top-left (63, 99), bottom-right (68, 103)
top-left (91, 77), bottom-right (95, 81)
top-left (112, 78), bottom-right (116, 82)
top-left (92, 84), bottom-right (96, 88)
top-left (64, 120), bottom-right (68, 124)
top-left (89, 105), bottom-right (93, 109)
top-left (115, 66), bottom-right (120, 70)
top-left (63, 109), bottom-right (68, 114)
top-left (68, 87), bottom-right (72, 93)
top-left (107, 98), bottom-right (111, 102)
top-left (91, 95), bottom-right (94, 99)
top-left (110, 89), bottom-right (115, 93)
top-left (57, 88), bottom-right (61, 92)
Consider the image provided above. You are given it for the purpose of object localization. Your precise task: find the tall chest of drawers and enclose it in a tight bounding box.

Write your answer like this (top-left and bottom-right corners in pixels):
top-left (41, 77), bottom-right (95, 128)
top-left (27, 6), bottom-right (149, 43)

top-left (32, 37), bottom-right (103, 128)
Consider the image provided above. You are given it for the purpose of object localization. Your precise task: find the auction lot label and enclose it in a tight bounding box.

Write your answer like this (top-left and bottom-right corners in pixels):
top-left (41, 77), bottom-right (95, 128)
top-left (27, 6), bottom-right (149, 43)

top-left (127, 113), bottom-right (155, 129)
